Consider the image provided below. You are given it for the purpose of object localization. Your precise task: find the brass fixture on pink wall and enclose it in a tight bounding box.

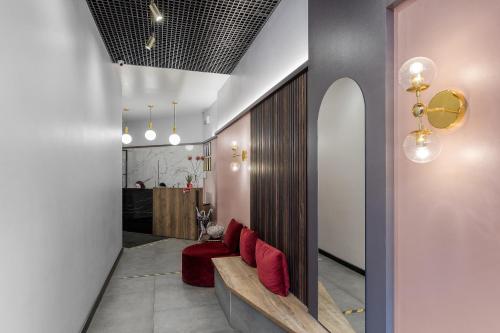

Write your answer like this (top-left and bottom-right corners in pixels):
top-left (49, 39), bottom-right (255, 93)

top-left (399, 57), bottom-right (467, 163)
top-left (230, 141), bottom-right (247, 172)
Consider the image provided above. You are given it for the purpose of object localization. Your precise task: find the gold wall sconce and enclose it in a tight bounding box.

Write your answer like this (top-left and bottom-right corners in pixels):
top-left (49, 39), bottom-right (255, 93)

top-left (230, 141), bottom-right (247, 172)
top-left (399, 57), bottom-right (467, 163)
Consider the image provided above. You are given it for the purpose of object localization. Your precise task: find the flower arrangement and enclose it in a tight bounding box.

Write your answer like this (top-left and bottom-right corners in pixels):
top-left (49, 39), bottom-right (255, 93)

top-left (187, 155), bottom-right (205, 187)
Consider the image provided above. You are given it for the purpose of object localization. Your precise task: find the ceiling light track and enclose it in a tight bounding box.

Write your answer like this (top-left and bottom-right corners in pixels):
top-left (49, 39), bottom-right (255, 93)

top-left (145, 1), bottom-right (163, 50)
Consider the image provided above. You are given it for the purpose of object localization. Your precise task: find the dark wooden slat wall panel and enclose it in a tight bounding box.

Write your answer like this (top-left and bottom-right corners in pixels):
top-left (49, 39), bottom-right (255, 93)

top-left (250, 70), bottom-right (308, 304)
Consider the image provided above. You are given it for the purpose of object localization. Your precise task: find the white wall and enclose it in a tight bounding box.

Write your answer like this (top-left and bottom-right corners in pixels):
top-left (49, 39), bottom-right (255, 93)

top-left (124, 113), bottom-right (204, 147)
top-left (0, 1), bottom-right (122, 332)
top-left (204, 0), bottom-right (308, 136)
top-left (318, 78), bottom-right (365, 269)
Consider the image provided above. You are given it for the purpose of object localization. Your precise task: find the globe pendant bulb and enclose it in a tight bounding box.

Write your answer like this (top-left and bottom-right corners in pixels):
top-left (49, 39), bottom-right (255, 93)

top-left (145, 129), bottom-right (156, 141)
top-left (122, 133), bottom-right (133, 145)
top-left (169, 133), bottom-right (181, 145)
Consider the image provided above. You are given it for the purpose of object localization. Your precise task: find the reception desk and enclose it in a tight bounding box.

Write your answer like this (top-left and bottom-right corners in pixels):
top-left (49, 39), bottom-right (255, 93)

top-left (122, 189), bottom-right (153, 233)
top-left (153, 188), bottom-right (202, 240)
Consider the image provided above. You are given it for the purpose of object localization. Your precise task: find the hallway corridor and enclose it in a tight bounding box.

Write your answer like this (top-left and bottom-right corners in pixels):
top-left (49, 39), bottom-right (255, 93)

top-left (87, 234), bottom-right (365, 333)
top-left (87, 238), bottom-right (235, 333)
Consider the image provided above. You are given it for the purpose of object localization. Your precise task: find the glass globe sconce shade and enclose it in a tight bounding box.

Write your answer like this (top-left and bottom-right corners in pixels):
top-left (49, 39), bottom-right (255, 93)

top-left (398, 57), bottom-right (437, 92)
top-left (403, 129), bottom-right (441, 164)
top-left (169, 133), bottom-right (181, 145)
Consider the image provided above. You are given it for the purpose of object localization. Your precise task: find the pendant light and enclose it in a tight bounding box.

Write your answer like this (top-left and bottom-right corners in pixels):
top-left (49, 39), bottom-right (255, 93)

top-left (144, 105), bottom-right (157, 141)
top-left (122, 108), bottom-right (133, 145)
top-left (169, 101), bottom-right (181, 145)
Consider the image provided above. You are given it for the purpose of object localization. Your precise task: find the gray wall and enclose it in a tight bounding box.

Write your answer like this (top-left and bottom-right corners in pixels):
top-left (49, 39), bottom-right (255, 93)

top-left (308, 0), bottom-right (395, 331)
top-left (0, 0), bottom-right (122, 332)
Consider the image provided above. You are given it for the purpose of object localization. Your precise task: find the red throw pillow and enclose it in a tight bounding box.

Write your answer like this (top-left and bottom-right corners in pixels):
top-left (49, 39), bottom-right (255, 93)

top-left (255, 239), bottom-right (290, 296)
top-left (223, 219), bottom-right (244, 253)
top-left (240, 227), bottom-right (258, 267)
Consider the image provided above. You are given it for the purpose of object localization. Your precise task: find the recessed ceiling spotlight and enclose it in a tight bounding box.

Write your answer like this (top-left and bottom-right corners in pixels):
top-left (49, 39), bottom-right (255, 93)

top-left (145, 34), bottom-right (156, 50)
top-left (149, 1), bottom-right (163, 22)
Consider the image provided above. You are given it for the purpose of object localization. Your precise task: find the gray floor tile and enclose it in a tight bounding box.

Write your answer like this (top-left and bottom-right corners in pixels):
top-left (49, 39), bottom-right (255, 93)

top-left (154, 275), bottom-right (218, 312)
top-left (347, 313), bottom-right (365, 333)
top-left (87, 291), bottom-right (154, 333)
top-left (104, 276), bottom-right (155, 297)
top-left (89, 234), bottom-right (230, 333)
top-left (318, 254), bottom-right (365, 303)
top-left (154, 305), bottom-right (235, 333)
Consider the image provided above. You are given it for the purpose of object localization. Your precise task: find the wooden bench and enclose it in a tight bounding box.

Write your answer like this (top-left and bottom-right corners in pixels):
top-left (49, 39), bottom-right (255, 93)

top-left (212, 256), bottom-right (328, 333)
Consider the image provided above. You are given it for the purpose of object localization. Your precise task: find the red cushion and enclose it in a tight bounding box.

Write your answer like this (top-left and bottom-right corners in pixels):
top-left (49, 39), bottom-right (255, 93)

top-left (182, 241), bottom-right (236, 287)
top-left (183, 241), bottom-right (233, 258)
top-left (240, 227), bottom-right (258, 267)
top-left (223, 219), bottom-right (244, 253)
top-left (255, 239), bottom-right (290, 296)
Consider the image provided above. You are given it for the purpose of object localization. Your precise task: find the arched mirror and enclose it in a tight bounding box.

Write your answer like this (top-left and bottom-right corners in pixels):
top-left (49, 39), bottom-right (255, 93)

top-left (317, 77), bottom-right (365, 333)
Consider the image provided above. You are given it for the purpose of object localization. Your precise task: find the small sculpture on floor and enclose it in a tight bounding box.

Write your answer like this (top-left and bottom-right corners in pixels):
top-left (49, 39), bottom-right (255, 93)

top-left (196, 207), bottom-right (214, 241)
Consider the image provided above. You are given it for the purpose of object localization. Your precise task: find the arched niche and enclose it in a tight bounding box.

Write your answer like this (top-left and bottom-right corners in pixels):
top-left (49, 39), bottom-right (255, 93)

top-left (318, 77), bottom-right (365, 269)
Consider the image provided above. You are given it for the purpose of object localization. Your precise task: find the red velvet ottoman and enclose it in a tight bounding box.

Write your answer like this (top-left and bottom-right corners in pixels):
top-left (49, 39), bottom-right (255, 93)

top-left (182, 219), bottom-right (244, 287)
top-left (182, 241), bottom-right (235, 287)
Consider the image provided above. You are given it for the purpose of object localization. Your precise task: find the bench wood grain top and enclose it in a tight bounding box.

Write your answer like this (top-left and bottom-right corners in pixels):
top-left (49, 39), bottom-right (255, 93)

top-left (212, 256), bottom-right (328, 333)
top-left (318, 281), bottom-right (356, 333)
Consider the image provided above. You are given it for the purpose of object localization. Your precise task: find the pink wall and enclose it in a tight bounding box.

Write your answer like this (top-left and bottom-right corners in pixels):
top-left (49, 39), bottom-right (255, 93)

top-left (394, 0), bottom-right (500, 332)
top-left (215, 113), bottom-right (251, 228)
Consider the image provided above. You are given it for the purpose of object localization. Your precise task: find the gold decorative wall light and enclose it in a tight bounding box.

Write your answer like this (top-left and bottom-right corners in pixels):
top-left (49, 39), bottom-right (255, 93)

top-left (122, 108), bottom-right (133, 145)
top-left (398, 57), bottom-right (467, 163)
top-left (230, 141), bottom-right (247, 172)
top-left (144, 105), bottom-right (157, 141)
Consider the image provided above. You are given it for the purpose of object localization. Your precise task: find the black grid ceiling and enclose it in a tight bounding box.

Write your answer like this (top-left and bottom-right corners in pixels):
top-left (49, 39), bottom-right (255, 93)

top-left (86, 0), bottom-right (281, 74)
